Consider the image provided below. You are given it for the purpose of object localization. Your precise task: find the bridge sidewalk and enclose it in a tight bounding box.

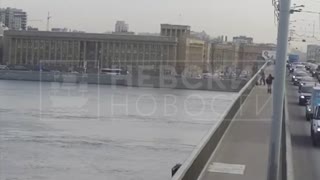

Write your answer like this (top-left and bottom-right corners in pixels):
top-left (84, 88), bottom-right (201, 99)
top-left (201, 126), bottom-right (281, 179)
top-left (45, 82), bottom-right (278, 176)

top-left (199, 66), bottom-right (274, 180)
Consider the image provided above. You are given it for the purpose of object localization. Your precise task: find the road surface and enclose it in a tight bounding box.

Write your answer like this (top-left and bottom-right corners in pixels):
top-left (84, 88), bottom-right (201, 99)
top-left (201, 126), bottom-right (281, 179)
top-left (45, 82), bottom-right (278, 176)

top-left (287, 77), bottom-right (320, 180)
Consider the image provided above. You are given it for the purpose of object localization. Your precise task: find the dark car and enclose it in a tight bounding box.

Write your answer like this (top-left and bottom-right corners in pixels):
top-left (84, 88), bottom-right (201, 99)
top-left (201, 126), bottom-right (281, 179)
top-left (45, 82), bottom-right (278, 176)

top-left (311, 106), bottom-right (320, 146)
top-left (292, 71), bottom-right (309, 86)
top-left (298, 77), bottom-right (316, 90)
top-left (299, 85), bottom-right (313, 105)
top-left (292, 71), bottom-right (308, 81)
top-left (316, 73), bottom-right (320, 82)
top-left (299, 82), bottom-right (317, 92)
top-left (306, 65), bottom-right (311, 71)
top-left (310, 65), bottom-right (318, 77)
top-left (306, 62), bottom-right (315, 71)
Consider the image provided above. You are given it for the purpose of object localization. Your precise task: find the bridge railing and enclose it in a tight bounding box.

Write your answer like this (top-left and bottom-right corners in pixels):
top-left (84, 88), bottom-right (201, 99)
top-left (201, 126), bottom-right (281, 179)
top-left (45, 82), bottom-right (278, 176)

top-left (279, 97), bottom-right (294, 180)
top-left (172, 62), bottom-right (268, 180)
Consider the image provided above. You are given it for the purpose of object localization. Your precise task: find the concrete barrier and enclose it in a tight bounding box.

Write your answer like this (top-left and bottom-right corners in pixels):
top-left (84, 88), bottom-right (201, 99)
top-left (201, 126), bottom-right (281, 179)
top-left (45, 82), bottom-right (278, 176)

top-left (172, 63), bottom-right (267, 180)
top-left (283, 97), bottom-right (295, 180)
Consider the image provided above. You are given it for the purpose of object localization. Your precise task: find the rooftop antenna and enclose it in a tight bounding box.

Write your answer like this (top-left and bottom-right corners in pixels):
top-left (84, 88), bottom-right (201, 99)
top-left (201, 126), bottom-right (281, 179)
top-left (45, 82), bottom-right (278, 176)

top-left (46, 12), bottom-right (51, 31)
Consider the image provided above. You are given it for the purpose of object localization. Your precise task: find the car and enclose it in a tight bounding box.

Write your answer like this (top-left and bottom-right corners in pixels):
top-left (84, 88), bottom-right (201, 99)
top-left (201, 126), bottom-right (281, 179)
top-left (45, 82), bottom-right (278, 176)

top-left (316, 73), bottom-right (320, 81)
top-left (292, 70), bottom-right (308, 81)
top-left (299, 85), bottom-right (313, 105)
top-left (298, 76), bottom-right (316, 90)
top-left (294, 64), bottom-right (305, 72)
top-left (292, 71), bottom-right (309, 85)
top-left (306, 62), bottom-right (315, 71)
top-left (292, 62), bottom-right (302, 66)
top-left (309, 64), bottom-right (318, 77)
top-left (299, 81), bottom-right (317, 92)
top-left (311, 106), bottom-right (320, 146)
top-left (306, 86), bottom-right (320, 121)
top-left (289, 64), bottom-right (304, 73)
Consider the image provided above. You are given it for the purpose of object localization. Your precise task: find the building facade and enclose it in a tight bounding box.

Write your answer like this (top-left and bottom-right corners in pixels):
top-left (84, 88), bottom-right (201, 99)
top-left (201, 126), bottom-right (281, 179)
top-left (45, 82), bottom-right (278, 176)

top-left (115, 21), bottom-right (129, 33)
top-left (238, 43), bottom-right (275, 69)
top-left (0, 8), bottom-right (27, 30)
top-left (210, 42), bottom-right (275, 73)
top-left (210, 43), bottom-right (237, 72)
top-left (161, 24), bottom-right (209, 75)
top-left (161, 24), bottom-right (190, 66)
top-left (183, 38), bottom-right (206, 76)
top-left (160, 24), bottom-right (191, 38)
top-left (233, 36), bottom-right (253, 44)
top-left (307, 44), bottom-right (320, 62)
top-left (3, 30), bottom-right (178, 72)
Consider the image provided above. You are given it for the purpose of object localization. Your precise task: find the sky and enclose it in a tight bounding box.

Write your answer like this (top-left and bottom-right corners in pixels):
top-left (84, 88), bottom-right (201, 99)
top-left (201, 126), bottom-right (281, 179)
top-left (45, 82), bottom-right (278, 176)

top-left (2, 0), bottom-right (280, 43)
top-left (288, 0), bottom-right (320, 52)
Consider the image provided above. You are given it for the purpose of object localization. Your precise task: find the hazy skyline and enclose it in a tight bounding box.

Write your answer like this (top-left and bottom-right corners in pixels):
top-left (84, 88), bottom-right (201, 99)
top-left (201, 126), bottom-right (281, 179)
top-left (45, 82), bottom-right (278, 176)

top-left (1, 0), bottom-right (281, 43)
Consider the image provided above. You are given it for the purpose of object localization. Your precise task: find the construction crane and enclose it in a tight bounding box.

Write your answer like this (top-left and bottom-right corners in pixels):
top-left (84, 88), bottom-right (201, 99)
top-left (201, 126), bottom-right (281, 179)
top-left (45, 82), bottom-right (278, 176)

top-left (46, 12), bottom-right (52, 31)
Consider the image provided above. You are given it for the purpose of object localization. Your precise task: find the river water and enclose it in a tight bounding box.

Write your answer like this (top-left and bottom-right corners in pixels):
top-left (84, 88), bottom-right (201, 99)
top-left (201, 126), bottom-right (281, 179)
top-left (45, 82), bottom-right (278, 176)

top-left (0, 80), bottom-right (237, 180)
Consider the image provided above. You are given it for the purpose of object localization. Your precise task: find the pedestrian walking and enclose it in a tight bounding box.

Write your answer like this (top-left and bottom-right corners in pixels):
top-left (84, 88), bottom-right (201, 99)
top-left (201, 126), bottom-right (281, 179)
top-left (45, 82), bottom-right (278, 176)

top-left (260, 70), bottom-right (266, 85)
top-left (266, 74), bottom-right (274, 94)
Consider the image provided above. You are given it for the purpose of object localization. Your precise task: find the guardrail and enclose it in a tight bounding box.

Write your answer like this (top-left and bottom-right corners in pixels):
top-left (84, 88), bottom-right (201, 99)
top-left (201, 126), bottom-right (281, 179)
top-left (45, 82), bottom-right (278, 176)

top-left (172, 62), bottom-right (268, 180)
top-left (279, 97), bottom-right (294, 180)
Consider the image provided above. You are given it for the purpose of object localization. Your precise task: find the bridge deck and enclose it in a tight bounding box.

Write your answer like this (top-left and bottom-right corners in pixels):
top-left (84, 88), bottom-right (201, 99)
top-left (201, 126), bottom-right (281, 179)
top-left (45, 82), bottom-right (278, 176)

top-left (199, 66), bottom-right (274, 180)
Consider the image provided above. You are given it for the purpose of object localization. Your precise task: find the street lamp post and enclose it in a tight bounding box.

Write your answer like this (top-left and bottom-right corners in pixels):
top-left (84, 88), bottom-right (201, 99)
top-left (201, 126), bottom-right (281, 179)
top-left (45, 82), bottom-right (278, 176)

top-left (267, 0), bottom-right (292, 180)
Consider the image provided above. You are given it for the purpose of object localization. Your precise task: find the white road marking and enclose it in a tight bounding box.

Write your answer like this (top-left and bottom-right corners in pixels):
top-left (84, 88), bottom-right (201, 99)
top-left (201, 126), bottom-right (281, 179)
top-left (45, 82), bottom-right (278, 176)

top-left (208, 162), bottom-right (246, 175)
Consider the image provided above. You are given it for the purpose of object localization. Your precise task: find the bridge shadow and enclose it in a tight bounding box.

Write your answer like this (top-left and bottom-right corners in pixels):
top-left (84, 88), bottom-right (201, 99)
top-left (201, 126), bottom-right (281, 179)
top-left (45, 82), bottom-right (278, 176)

top-left (291, 134), bottom-right (314, 148)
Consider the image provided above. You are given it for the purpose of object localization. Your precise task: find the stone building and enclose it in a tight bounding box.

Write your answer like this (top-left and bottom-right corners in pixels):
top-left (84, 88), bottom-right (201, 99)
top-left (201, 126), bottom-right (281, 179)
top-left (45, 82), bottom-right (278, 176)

top-left (238, 43), bottom-right (276, 69)
top-left (233, 36), bottom-right (253, 44)
top-left (184, 38), bottom-right (206, 76)
top-left (160, 24), bottom-right (209, 75)
top-left (210, 43), bottom-right (237, 72)
top-left (2, 30), bottom-right (178, 72)
top-left (210, 42), bottom-right (275, 73)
